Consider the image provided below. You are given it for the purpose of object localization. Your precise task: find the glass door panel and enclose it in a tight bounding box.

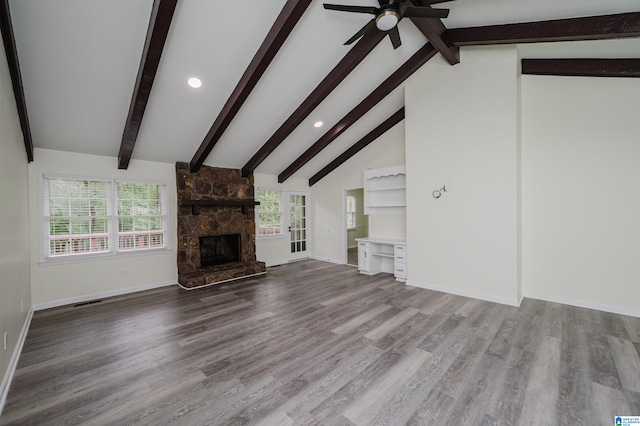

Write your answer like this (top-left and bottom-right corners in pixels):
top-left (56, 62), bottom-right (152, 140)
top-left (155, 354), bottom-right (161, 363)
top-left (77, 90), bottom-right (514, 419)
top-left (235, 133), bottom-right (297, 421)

top-left (289, 191), bottom-right (308, 260)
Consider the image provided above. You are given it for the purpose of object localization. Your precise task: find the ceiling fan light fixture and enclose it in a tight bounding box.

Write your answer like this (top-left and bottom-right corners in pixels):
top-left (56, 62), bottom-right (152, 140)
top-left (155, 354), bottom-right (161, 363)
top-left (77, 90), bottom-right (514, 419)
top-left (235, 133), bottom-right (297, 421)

top-left (375, 10), bottom-right (399, 31)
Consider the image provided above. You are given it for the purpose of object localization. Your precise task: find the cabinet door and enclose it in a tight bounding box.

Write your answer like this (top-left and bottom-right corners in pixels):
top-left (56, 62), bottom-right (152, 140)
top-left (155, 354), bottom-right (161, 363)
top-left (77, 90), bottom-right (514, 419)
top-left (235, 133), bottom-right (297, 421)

top-left (358, 242), bottom-right (370, 272)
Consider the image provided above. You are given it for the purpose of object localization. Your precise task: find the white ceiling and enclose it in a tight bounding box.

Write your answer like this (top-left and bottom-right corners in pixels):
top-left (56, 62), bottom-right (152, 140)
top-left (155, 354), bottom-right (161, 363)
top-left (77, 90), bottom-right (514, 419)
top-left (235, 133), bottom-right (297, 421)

top-left (8, 0), bottom-right (640, 180)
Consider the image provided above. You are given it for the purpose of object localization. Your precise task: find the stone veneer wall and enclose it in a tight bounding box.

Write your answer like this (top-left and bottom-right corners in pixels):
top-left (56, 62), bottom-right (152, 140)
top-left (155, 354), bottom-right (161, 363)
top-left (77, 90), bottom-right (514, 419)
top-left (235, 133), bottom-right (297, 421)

top-left (176, 162), bottom-right (266, 288)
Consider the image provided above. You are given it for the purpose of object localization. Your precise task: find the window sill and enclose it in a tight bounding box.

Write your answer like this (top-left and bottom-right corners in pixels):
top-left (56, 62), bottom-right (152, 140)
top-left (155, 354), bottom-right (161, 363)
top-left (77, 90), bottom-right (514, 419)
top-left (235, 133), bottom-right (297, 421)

top-left (38, 247), bottom-right (172, 267)
top-left (257, 234), bottom-right (285, 240)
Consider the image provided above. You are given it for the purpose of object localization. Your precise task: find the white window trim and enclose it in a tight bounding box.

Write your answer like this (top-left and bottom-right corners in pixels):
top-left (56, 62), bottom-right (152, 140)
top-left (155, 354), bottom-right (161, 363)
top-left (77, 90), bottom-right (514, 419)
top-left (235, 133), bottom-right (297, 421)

top-left (256, 187), bottom-right (284, 239)
top-left (39, 171), bottom-right (170, 264)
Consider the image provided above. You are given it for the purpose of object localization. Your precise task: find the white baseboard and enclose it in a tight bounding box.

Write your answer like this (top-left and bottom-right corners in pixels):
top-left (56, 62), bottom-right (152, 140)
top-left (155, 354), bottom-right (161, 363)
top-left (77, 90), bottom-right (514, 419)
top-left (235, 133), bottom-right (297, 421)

top-left (0, 307), bottom-right (33, 416)
top-left (177, 272), bottom-right (267, 290)
top-left (406, 279), bottom-right (522, 307)
top-left (32, 280), bottom-right (177, 311)
top-left (310, 255), bottom-right (344, 265)
top-left (524, 292), bottom-right (640, 318)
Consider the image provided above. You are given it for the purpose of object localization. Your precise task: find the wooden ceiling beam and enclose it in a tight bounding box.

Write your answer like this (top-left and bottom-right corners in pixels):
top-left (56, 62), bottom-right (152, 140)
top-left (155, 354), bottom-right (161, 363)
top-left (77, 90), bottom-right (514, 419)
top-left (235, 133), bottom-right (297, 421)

top-left (445, 12), bottom-right (640, 46)
top-left (189, 0), bottom-right (313, 173)
top-left (242, 29), bottom-right (387, 177)
top-left (1, 0), bottom-right (34, 162)
top-left (118, 0), bottom-right (177, 170)
top-left (279, 43), bottom-right (436, 183)
top-left (309, 107), bottom-right (404, 186)
top-left (522, 58), bottom-right (640, 78)
top-left (407, 0), bottom-right (459, 65)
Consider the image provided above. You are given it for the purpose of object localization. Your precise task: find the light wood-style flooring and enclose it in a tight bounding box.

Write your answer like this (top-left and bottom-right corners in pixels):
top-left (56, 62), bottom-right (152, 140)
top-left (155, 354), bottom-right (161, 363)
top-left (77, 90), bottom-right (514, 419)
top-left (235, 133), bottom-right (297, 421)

top-left (347, 247), bottom-right (358, 266)
top-left (2, 260), bottom-right (640, 425)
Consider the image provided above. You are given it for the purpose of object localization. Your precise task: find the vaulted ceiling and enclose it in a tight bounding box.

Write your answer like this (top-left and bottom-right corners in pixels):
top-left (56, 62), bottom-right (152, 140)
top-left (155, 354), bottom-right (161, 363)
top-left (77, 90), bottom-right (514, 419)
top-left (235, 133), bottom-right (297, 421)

top-left (4, 0), bottom-right (640, 184)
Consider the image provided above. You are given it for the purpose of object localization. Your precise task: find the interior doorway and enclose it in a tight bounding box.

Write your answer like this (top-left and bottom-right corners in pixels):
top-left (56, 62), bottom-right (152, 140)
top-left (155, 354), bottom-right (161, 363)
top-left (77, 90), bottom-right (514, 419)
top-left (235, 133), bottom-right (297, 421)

top-left (345, 188), bottom-right (368, 266)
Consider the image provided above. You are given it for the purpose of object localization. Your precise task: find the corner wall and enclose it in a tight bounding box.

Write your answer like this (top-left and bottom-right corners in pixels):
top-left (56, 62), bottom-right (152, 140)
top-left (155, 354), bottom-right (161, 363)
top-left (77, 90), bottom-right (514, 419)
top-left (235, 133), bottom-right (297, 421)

top-left (0, 33), bottom-right (32, 412)
top-left (521, 75), bottom-right (640, 316)
top-left (310, 122), bottom-right (406, 264)
top-left (405, 46), bottom-right (521, 306)
top-left (28, 149), bottom-right (178, 308)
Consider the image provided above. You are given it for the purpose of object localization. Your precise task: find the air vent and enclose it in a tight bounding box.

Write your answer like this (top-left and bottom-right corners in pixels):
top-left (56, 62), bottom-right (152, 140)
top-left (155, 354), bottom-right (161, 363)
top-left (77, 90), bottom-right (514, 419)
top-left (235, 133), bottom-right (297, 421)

top-left (74, 300), bottom-right (102, 307)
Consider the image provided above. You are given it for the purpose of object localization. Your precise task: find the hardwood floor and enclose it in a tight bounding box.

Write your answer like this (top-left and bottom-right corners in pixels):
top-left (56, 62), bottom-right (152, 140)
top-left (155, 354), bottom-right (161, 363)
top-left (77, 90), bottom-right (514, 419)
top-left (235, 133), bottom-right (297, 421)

top-left (348, 247), bottom-right (358, 266)
top-left (2, 259), bottom-right (639, 425)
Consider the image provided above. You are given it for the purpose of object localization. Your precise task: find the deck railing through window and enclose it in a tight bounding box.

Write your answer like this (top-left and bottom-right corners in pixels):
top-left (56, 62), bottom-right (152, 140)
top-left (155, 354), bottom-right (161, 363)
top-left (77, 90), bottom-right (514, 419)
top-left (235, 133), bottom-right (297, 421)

top-left (49, 233), bottom-right (109, 256)
top-left (118, 230), bottom-right (165, 251)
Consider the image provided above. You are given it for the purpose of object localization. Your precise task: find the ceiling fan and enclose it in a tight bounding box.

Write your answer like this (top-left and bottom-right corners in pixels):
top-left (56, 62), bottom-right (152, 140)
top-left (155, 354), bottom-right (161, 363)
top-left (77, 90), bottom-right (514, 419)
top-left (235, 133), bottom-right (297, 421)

top-left (323, 0), bottom-right (450, 49)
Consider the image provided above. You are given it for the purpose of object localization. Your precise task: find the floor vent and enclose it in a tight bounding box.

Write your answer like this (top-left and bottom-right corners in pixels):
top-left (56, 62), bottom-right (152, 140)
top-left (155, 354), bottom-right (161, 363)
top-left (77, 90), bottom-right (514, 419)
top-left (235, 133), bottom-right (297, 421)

top-left (74, 300), bottom-right (102, 307)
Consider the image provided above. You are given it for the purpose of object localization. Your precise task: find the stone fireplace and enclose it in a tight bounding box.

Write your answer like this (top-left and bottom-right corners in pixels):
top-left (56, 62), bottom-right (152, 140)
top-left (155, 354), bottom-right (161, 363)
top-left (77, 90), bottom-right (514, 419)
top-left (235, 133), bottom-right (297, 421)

top-left (176, 162), bottom-right (266, 288)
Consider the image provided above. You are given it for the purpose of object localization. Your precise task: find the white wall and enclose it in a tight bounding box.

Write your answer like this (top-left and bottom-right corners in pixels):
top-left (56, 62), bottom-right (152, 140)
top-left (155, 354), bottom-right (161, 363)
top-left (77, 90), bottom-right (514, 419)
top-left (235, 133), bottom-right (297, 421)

top-left (521, 75), bottom-right (640, 316)
top-left (28, 149), bottom-right (178, 308)
top-left (0, 33), bottom-right (32, 413)
top-left (405, 46), bottom-right (521, 306)
top-left (311, 122), bottom-right (406, 264)
top-left (254, 173), bottom-right (309, 266)
top-left (368, 207), bottom-right (406, 240)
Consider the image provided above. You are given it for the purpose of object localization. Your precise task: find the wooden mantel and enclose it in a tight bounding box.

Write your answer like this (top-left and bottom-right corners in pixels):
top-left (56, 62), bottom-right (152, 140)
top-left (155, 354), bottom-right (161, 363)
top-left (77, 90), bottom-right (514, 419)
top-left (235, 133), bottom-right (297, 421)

top-left (179, 198), bottom-right (260, 215)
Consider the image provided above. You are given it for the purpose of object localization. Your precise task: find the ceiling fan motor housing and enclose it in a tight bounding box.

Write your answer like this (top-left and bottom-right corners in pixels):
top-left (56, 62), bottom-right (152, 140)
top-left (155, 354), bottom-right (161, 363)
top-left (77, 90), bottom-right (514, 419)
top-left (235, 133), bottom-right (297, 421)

top-left (376, 8), bottom-right (400, 31)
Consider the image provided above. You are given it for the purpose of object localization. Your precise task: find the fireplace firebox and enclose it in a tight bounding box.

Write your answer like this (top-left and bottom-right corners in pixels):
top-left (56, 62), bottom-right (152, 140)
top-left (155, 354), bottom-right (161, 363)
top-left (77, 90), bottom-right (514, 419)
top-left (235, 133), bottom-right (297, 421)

top-left (199, 234), bottom-right (240, 267)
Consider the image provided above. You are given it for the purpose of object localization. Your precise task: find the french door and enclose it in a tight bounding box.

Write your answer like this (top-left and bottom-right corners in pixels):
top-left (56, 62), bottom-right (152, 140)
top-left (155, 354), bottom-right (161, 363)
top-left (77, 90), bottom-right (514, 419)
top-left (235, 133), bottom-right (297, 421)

top-left (288, 191), bottom-right (309, 261)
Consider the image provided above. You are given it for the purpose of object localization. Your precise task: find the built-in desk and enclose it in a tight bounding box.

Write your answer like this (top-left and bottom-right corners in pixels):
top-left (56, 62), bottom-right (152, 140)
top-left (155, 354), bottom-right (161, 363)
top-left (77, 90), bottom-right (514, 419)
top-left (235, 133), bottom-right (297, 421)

top-left (355, 237), bottom-right (406, 282)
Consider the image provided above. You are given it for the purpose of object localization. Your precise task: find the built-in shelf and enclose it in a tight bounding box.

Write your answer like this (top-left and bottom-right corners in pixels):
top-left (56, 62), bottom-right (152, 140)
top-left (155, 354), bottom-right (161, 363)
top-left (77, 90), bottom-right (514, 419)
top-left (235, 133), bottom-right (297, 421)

top-left (179, 198), bottom-right (260, 215)
top-left (364, 165), bottom-right (406, 215)
top-left (366, 186), bottom-right (405, 192)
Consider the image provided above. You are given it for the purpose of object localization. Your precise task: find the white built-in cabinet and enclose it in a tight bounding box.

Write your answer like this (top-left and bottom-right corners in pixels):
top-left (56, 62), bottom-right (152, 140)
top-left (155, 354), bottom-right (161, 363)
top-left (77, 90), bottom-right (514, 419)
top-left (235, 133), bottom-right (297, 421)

top-left (356, 237), bottom-right (406, 282)
top-left (363, 165), bottom-right (406, 215)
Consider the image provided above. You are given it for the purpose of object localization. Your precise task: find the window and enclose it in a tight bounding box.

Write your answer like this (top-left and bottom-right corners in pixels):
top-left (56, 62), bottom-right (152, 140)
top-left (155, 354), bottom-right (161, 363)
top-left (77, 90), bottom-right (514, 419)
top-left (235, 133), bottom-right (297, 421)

top-left (117, 183), bottom-right (165, 251)
top-left (346, 195), bottom-right (356, 230)
top-left (42, 174), bottom-right (167, 260)
top-left (45, 177), bottom-right (111, 256)
top-left (256, 188), bottom-right (282, 237)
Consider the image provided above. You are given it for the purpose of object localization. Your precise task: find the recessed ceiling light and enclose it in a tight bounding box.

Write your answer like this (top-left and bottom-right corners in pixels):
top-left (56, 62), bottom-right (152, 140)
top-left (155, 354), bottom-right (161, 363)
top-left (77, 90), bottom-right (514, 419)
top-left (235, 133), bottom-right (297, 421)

top-left (314, 121), bottom-right (323, 128)
top-left (188, 77), bottom-right (202, 88)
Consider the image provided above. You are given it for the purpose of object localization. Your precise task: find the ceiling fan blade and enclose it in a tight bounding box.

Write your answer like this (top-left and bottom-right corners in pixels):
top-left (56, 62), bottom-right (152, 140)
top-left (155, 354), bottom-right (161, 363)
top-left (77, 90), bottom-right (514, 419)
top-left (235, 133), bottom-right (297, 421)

top-left (388, 26), bottom-right (401, 49)
top-left (402, 6), bottom-right (449, 19)
top-left (323, 4), bottom-right (378, 14)
top-left (344, 19), bottom-right (376, 45)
